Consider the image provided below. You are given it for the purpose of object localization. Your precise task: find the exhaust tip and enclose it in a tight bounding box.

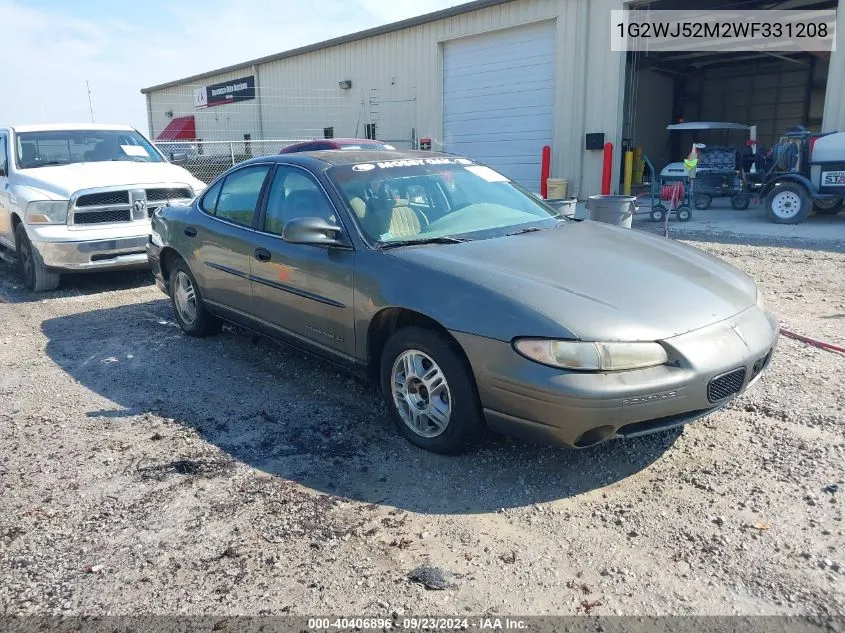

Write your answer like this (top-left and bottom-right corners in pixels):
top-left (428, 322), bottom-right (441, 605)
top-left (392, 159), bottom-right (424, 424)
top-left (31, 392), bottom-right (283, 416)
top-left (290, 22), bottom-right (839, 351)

top-left (573, 425), bottom-right (616, 448)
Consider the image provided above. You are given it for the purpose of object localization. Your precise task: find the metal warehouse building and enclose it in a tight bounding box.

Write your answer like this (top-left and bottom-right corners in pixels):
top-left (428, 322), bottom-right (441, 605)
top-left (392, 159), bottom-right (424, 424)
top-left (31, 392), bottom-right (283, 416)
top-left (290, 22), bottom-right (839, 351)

top-left (142, 0), bottom-right (845, 198)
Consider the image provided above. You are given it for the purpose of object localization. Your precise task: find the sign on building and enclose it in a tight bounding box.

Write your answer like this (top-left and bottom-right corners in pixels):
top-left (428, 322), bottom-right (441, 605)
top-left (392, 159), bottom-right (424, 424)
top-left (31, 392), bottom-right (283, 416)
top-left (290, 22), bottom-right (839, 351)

top-left (194, 75), bottom-right (256, 109)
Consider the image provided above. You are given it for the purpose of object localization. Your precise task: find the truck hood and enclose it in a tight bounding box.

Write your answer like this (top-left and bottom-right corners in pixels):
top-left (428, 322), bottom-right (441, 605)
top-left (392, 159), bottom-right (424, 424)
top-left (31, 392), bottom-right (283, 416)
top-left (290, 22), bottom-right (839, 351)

top-left (14, 162), bottom-right (203, 198)
top-left (388, 221), bottom-right (758, 341)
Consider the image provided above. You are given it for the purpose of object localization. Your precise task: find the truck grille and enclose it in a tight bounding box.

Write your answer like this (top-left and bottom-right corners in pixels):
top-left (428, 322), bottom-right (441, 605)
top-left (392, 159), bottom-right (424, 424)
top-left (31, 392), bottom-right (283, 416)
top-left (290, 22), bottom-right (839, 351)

top-left (74, 209), bottom-right (132, 224)
top-left (147, 187), bottom-right (192, 202)
top-left (70, 186), bottom-right (193, 226)
top-left (707, 368), bottom-right (746, 403)
top-left (76, 191), bottom-right (130, 207)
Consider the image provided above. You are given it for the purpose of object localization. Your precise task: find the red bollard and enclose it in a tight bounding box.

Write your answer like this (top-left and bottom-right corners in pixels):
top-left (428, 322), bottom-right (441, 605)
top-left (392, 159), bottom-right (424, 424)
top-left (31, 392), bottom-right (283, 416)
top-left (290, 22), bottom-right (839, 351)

top-left (601, 142), bottom-right (613, 195)
top-left (540, 145), bottom-right (551, 198)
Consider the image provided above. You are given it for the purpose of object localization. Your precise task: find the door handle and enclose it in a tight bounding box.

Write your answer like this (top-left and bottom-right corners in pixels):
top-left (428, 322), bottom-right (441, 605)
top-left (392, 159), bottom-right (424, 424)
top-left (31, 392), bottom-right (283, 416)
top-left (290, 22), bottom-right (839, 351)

top-left (184, 226), bottom-right (197, 237)
top-left (253, 248), bottom-right (271, 262)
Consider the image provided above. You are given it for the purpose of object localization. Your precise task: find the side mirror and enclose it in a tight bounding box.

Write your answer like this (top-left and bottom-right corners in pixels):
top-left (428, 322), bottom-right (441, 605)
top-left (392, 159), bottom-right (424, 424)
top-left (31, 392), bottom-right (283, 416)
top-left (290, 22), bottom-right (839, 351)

top-left (169, 152), bottom-right (188, 165)
top-left (282, 217), bottom-right (348, 248)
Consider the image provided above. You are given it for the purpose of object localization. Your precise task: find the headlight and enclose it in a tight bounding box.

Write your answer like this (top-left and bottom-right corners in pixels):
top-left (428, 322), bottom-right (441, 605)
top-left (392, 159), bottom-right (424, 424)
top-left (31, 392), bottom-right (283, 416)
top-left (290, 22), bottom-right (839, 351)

top-left (25, 200), bottom-right (69, 225)
top-left (513, 339), bottom-right (669, 371)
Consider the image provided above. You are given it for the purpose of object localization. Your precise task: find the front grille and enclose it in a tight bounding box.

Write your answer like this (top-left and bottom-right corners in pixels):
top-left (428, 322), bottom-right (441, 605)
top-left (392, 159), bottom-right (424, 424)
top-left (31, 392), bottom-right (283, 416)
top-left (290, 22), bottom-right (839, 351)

top-left (707, 368), bottom-right (746, 403)
top-left (76, 191), bottom-right (129, 207)
top-left (147, 187), bottom-right (192, 202)
top-left (74, 209), bottom-right (132, 224)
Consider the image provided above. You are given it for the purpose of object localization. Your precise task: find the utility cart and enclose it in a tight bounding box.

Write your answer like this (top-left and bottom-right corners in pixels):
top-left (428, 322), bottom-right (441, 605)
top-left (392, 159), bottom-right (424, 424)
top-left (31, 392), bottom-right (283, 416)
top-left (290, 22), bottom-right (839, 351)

top-left (661, 121), bottom-right (754, 212)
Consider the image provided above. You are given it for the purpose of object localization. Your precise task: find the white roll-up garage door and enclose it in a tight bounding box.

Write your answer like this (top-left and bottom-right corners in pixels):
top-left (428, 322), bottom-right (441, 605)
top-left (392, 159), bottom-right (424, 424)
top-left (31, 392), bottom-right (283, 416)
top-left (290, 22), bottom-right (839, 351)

top-left (443, 20), bottom-right (556, 192)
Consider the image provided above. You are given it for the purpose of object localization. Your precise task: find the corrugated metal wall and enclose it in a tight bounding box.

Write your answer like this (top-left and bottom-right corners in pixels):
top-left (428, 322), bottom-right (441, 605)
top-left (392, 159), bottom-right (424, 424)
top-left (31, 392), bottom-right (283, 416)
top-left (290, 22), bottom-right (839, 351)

top-left (145, 0), bottom-right (626, 197)
top-left (822, 0), bottom-right (845, 133)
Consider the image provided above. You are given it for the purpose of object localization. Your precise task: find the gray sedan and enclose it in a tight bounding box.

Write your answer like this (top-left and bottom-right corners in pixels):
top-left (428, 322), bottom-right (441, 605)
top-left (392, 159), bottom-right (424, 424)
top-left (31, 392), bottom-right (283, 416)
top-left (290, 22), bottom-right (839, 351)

top-left (147, 150), bottom-right (779, 454)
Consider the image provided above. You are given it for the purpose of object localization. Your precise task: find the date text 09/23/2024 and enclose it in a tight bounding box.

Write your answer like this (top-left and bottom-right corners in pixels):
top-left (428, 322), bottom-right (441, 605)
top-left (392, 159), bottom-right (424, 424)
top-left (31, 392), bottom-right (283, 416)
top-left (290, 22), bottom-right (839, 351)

top-left (307, 617), bottom-right (527, 630)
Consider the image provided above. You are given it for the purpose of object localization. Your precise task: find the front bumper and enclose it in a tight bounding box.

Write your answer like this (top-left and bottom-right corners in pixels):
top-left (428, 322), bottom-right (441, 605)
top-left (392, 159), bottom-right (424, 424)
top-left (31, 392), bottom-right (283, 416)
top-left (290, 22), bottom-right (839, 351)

top-left (29, 224), bottom-right (151, 272)
top-left (454, 306), bottom-right (779, 448)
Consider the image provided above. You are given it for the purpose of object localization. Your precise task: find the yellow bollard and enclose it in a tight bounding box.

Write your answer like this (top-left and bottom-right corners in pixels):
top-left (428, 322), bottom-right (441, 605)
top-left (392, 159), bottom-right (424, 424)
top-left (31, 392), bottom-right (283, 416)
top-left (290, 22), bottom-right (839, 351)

top-left (623, 150), bottom-right (634, 196)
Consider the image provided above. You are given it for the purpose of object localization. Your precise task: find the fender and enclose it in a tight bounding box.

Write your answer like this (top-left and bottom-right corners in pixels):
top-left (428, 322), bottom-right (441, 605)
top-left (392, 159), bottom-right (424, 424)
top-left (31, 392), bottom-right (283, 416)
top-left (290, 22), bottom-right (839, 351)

top-left (759, 173), bottom-right (815, 199)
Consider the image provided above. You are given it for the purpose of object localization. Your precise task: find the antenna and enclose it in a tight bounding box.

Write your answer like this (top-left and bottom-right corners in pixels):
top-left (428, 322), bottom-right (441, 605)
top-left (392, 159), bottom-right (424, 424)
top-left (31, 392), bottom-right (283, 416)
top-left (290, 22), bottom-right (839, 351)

top-left (86, 80), bottom-right (95, 123)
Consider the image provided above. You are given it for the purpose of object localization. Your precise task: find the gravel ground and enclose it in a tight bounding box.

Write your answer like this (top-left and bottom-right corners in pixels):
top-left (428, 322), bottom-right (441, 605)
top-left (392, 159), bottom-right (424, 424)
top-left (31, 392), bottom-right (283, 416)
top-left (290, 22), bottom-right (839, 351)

top-left (0, 229), bottom-right (843, 617)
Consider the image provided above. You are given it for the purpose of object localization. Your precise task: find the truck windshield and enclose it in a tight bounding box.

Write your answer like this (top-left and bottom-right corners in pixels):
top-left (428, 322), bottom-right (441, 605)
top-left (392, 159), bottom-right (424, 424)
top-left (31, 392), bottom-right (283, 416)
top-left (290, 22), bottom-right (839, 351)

top-left (16, 130), bottom-right (164, 168)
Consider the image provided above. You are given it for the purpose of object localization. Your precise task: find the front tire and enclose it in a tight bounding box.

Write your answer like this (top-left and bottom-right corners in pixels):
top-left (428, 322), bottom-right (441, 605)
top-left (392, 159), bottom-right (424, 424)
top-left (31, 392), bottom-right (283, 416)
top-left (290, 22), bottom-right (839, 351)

top-left (650, 205), bottom-right (667, 222)
top-left (380, 326), bottom-right (485, 454)
top-left (168, 259), bottom-right (220, 337)
top-left (731, 194), bottom-right (750, 211)
top-left (676, 206), bottom-right (692, 222)
top-left (766, 183), bottom-right (812, 224)
top-left (15, 224), bottom-right (60, 292)
top-left (693, 193), bottom-right (711, 210)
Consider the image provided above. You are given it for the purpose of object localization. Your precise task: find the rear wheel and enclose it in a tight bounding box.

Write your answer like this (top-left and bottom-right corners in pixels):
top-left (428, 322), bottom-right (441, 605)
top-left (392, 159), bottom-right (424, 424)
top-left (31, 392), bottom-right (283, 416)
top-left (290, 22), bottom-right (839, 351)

top-left (693, 193), bottom-right (712, 210)
top-left (168, 259), bottom-right (220, 337)
top-left (766, 183), bottom-right (812, 224)
top-left (730, 194), bottom-right (750, 210)
top-left (14, 224), bottom-right (60, 292)
top-left (380, 326), bottom-right (485, 454)
top-left (813, 198), bottom-right (843, 215)
top-left (676, 206), bottom-right (692, 222)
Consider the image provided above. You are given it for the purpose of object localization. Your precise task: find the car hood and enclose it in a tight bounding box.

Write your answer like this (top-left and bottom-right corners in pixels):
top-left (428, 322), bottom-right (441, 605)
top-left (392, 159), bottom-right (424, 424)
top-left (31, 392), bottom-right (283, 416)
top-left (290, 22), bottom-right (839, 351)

top-left (14, 162), bottom-right (202, 199)
top-left (387, 221), bottom-right (758, 341)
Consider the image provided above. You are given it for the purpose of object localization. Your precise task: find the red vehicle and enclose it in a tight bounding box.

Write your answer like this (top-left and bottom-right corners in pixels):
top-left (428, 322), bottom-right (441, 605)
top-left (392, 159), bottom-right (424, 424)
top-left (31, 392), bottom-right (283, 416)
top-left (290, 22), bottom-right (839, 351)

top-left (280, 138), bottom-right (396, 153)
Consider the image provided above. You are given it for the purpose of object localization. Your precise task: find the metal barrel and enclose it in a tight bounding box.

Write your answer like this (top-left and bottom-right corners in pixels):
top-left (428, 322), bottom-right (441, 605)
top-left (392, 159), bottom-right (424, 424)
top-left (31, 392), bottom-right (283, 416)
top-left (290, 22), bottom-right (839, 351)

top-left (586, 195), bottom-right (636, 228)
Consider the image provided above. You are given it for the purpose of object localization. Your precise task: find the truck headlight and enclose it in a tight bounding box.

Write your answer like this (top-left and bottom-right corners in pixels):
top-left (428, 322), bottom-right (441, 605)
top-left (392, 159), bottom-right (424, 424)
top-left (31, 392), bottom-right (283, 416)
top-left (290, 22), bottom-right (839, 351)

top-left (25, 200), bottom-right (69, 225)
top-left (513, 339), bottom-right (669, 371)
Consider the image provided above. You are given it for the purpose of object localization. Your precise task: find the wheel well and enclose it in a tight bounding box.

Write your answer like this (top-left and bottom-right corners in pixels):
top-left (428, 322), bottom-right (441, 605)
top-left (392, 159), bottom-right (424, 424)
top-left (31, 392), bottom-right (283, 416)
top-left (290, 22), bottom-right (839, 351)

top-left (11, 213), bottom-right (22, 230)
top-left (366, 308), bottom-right (464, 380)
top-left (158, 247), bottom-right (182, 284)
top-left (762, 177), bottom-right (812, 199)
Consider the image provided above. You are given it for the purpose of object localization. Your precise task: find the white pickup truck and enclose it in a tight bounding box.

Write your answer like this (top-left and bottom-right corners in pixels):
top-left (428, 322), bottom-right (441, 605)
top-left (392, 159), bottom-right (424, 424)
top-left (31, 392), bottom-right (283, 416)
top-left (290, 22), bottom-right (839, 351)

top-left (0, 123), bottom-right (205, 291)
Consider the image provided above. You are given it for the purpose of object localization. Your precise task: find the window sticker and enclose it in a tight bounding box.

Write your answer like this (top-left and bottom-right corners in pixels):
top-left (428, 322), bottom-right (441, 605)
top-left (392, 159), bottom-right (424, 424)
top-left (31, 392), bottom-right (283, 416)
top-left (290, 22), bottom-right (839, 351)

top-left (464, 165), bottom-right (509, 182)
top-left (121, 145), bottom-right (149, 157)
top-left (351, 157), bottom-right (477, 171)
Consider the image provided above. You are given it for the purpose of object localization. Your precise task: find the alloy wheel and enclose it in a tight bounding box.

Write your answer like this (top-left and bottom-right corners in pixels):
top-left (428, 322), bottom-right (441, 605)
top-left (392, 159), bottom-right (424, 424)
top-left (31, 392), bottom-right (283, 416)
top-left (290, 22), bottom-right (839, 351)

top-left (391, 349), bottom-right (452, 438)
top-left (173, 270), bottom-right (197, 325)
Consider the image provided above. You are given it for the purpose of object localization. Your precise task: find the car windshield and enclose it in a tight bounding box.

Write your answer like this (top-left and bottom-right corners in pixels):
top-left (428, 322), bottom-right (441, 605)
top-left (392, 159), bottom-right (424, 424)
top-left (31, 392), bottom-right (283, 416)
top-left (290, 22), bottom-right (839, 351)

top-left (15, 129), bottom-right (164, 168)
top-left (328, 157), bottom-right (565, 245)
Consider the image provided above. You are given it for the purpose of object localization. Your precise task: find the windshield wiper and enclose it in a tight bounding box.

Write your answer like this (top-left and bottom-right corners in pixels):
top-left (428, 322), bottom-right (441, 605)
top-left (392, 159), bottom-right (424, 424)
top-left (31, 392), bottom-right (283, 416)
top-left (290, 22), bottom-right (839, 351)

top-left (506, 226), bottom-right (545, 236)
top-left (376, 235), bottom-right (471, 250)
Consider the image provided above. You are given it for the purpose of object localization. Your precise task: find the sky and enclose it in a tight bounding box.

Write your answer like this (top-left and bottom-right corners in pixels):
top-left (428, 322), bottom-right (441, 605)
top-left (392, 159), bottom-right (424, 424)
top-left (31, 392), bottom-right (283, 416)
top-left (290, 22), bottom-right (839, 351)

top-left (0, 0), bottom-right (471, 133)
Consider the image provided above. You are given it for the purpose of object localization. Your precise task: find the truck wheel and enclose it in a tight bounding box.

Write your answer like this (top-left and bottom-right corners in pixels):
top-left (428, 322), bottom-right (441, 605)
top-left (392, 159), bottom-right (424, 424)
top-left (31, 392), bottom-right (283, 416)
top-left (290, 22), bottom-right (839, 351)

top-left (813, 198), bottom-right (843, 215)
top-left (380, 326), bottom-right (485, 455)
top-left (14, 224), bottom-right (60, 292)
top-left (168, 258), bottom-right (221, 337)
top-left (766, 183), bottom-right (812, 224)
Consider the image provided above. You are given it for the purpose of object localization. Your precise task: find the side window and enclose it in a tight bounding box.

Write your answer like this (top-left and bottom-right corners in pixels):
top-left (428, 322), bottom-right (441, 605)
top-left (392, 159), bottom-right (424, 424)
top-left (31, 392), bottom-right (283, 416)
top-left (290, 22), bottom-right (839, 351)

top-left (0, 136), bottom-right (7, 175)
top-left (211, 165), bottom-right (270, 227)
top-left (200, 179), bottom-right (223, 214)
top-left (264, 167), bottom-right (337, 236)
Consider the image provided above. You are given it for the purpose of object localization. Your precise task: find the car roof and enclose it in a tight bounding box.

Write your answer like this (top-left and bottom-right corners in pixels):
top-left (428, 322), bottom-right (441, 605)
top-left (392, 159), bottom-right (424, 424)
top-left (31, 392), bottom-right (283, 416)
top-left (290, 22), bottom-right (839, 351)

top-left (11, 123), bottom-right (138, 133)
top-left (245, 149), bottom-right (461, 168)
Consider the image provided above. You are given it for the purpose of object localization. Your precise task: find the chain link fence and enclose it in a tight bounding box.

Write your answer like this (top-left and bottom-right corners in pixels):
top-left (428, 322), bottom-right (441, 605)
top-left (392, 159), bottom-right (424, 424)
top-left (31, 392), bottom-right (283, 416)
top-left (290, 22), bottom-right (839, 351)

top-left (155, 139), bottom-right (305, 182)
top-left (155, 137), bottom-right (418, 183)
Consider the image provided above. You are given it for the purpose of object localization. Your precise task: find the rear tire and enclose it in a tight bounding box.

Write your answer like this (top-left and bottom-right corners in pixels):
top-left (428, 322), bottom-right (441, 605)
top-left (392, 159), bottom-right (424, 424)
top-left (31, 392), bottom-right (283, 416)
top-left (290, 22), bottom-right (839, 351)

top-left (693, 193), bottom-right (712, 210)
top-left (168, 258), bottom-right (220, 337)
top-left (14, 224), bottom-right (60, 292)
top-left (676, 206), bottom-right (692, 222)
top-left (813, 198), bottom-right (843, 215)
top-left (766, 183), bottom-right (812, 224)
top-left (380, 326), bottom-right (485, 455)
top-left (730, 194), bottom-right (750, 210)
